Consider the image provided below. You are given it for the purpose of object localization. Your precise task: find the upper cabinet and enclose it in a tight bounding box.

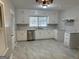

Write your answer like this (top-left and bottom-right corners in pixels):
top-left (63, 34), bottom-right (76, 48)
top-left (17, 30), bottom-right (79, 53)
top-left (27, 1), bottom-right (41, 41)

top-left (48, 15), bottom-right (58, 24)
top-left (16, 17), bottom-right (29, 24)
top-left (48, 12), bottom-right (58, 24)
top-left (16, 10), bottom-right (29, 24)
top-left (15, 9), bottom-right (59, 24)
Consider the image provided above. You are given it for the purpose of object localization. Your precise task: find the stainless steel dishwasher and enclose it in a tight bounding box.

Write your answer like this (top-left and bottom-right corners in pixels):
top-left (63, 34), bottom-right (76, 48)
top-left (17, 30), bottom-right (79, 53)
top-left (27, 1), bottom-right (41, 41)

top-left (27, 30), bottom-right (35, 41)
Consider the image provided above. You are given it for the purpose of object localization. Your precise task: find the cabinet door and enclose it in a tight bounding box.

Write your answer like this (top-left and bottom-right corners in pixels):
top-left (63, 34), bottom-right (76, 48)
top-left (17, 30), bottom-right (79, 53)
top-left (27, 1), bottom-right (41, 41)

top-left (16, 10), bottom-right (29, 24)
top-left (35, 30), bottom-right (47, 39)
top-left (48, 30), bottom-right (53, 38)
top-left (64, 32), bottom-right (70, 46)
top-left (16, 17), bottom-right (29, 24)
top-left (35, 30), bottom-right (40, 39)
top-left (16, 31), bottom-right (27, 41)
top-left (24, 17), bottom-right (29, 24)
top-left (45, 30), bottom-right (49, 38)
top-left (40, 30), bottom-right (47, 39)
top-left (37, 30), bottom-right (45, 39)
top-left (48, 15), bottom-right (58, 24)
top-left (53, 30), bottom-right (58, 39)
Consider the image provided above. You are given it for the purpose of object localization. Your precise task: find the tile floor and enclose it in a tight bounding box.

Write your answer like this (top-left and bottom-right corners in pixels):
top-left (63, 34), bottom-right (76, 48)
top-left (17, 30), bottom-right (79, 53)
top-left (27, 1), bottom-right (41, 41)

top-left (13, 39), bottom-right (79, 59)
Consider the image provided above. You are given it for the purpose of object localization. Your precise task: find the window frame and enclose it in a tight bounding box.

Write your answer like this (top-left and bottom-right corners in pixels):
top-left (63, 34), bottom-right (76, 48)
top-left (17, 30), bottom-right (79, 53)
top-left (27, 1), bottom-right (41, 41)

top-left (29, 16), bottom-right (48, 28)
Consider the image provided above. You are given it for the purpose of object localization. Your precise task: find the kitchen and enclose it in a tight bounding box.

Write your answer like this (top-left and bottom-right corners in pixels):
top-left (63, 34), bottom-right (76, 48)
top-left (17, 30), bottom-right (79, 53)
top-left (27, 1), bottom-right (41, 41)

top-left (16, 9), bottom-right (59, 41)
top-left (15, 8), bottom-right (79, 49)
top-left (0, 0), bottom-right (79, 59)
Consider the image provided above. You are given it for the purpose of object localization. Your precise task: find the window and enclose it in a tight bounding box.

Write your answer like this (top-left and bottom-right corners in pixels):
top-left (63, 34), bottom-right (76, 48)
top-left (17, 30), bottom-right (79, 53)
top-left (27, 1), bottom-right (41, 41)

top-left (29, 16), bottom-right (48, 27)
top-left (29, 17), bottom-right (38, 27)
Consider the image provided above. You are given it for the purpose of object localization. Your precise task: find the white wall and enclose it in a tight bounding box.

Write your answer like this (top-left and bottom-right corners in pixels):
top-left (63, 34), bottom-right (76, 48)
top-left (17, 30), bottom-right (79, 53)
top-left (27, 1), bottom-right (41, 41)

top-left (60, 6), bottom-right (79, 32)
top-left (57, 6), bottom-right (79, 42)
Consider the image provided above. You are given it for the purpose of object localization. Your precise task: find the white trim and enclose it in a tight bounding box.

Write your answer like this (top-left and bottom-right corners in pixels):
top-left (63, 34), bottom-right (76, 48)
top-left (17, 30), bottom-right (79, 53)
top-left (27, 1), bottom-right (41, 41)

top-left (2, 48), bottom-right (9, 56)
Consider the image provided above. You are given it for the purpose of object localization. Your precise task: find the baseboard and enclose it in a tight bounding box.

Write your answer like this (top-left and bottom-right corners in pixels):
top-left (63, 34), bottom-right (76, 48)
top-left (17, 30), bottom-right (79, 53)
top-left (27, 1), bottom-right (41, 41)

top-left (2, 48), bottom-right (12, 58)
top-left (2, 48), bottom-right (9, 56)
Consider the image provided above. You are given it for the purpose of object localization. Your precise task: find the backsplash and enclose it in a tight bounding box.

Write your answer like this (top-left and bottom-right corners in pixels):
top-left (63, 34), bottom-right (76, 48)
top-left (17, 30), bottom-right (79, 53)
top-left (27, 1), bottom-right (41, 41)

top-left (16, 24), bottom-right (58, 30)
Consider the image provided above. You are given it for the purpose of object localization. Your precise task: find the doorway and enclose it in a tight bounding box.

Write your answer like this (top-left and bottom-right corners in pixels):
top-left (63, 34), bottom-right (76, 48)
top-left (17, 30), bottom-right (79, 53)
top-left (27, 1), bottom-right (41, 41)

top-left (0, 1), bottom-right (6, 55)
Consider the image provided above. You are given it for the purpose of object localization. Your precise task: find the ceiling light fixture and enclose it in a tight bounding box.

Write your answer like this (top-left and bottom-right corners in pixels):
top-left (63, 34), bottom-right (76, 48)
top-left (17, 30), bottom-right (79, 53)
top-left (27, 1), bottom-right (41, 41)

top-left (40, 5), bottom-right (47, 8)
top-left (36, 0), bottom-right (53, 7)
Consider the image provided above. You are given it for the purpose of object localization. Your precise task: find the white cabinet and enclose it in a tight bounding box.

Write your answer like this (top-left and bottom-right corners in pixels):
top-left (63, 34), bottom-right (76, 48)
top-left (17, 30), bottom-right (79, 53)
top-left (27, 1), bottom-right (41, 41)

top-left (48, 12), bottom-right (58, 24)
top-left (47, 30), bottom-right (54, 38)
top-left (35, 30), bottom-right (46, 39)
top-left (64, 32), bottom-right (79, 48)
top-left (64, 32), bottom-right (70, 47)
top-left (15, 9), bottom-right (59, 24)
top-left (35, 30), bottom-right (57, 40)
top-left (16, 10), bottom-right (29, 24)
top-left (16, 17), bottom-right (29, 24)
top-left (53, 30), bottom-right (58, 39)
top-left (48, 17), bottom-right (58, 24)
top-left (16, 30), bottom-right (27, 41)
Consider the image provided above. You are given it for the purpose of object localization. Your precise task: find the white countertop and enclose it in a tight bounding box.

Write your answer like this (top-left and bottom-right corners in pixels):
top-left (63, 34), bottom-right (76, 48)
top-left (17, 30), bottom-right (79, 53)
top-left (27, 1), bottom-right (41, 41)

top-left (65, 30), bottom-right (79, 33)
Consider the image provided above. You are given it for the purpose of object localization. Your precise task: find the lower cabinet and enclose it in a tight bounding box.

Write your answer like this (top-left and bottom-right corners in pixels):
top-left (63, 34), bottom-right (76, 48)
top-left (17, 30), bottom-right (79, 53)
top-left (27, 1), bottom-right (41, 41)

top-left (16, 30), bottom-right (58, 41)
top-left (64, 32), bottom-right (79, 48)
top-left (64, 32), bottom-right (70, 47)
top-left (16, 30), bottom-right (27, 41)
top-left (35, 30), bottom-right (57, 40)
